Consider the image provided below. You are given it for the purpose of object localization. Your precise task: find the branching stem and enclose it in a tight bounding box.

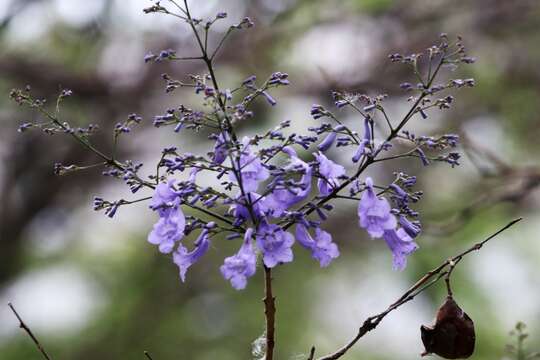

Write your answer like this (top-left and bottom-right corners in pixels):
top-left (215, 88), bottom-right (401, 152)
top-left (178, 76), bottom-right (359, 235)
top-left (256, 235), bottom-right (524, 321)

top-left (314, 218), bottom-right (522, 360)
top-left (8, 303), bottom-right (52, 360)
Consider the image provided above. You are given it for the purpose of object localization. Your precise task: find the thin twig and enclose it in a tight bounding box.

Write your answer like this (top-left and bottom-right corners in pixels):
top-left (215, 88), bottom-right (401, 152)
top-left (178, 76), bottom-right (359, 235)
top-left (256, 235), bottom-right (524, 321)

top-left (144, 351), bottom-right (154, 360)
top-left (8, 303), bottom-right (52, 360)
top-left (315, 218), bottom-right (522, 360)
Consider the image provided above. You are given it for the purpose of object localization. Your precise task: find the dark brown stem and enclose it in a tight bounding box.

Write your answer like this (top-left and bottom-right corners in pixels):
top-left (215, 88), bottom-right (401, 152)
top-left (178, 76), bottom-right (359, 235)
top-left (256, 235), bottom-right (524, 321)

top-left (444, 258), bottom-right (459, 297)
top-left (307, 346), bottom-right (316, 360)
top-left (8, 303), bottom-right (52, 360)
top-left (264, 266), bottom-right (276, 360)
top-left (315, 218), bottom-right (522, 360)
top-left (144, 351), bottom-right (154, 360)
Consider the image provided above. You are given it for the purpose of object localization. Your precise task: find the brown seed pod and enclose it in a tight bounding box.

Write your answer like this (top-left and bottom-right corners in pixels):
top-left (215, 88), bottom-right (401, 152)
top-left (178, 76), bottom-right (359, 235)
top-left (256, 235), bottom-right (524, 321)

top-left (421, 296), bottom-right (475, 359)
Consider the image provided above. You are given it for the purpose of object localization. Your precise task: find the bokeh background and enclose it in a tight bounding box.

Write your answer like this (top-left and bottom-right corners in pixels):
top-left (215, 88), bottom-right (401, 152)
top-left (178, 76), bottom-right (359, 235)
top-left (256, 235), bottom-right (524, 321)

top-left (1, 0), bottom-right (540, 359)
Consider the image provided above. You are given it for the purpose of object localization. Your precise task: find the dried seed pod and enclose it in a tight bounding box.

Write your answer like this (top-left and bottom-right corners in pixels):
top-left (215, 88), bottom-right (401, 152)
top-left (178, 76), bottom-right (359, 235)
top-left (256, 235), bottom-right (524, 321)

top-left (421, 296), bottom-right (475, 359)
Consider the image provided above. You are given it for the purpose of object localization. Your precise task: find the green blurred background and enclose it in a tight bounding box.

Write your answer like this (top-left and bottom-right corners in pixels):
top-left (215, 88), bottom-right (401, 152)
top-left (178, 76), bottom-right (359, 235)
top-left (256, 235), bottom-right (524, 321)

top-left (1, 0), bottom-right (539, 359)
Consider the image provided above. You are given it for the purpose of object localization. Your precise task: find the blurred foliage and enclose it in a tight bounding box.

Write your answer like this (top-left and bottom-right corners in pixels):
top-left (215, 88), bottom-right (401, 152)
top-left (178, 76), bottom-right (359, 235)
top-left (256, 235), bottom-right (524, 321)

top-left (504, 322), bottom-right (540, 360)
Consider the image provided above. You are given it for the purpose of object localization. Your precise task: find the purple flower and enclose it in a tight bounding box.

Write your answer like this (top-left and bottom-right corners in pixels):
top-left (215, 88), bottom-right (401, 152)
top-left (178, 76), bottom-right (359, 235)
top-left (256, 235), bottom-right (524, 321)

top-left (150, 180), bottom-right (179, 214)
top-left (173, 229), bottom-right (211, 281)
top-left (416, 148), bottom-right (430, 166)
top-left (315, 152), bottom-right (345, 196)
top-left (230, 192), bottom-right (267, 223)
top-left (265, 147), bottom-right (312, 217)
top-left (230, 137), bottom-right (269, 192)
top-left (352, 139), bottom-right (368, 163)
top-left (189, 168), bottom-right (200, 183)
top-left (317, 132), bottom-right (337, 152)
top-left (382, 228), bottom-right (418, 270)
top-left (317, 125), bottom-right (345, 152)
top-left (296, 224), bottom-right (339, 267)
top-left (262, 91), bottom-right (277, 106)
top-left (148, 205), bottom-right (186, 253)
top-left (256, 222), bottom-right (294, 268)
top-left (352, 118), bottom-right (372, 163)
top-left (220, 228), bottom-right (257, 290)
top-left (358, 177), bottom-right (396, 238)
top-left (399, 215), bottom-right (421, 238)
top-left (212, 132), bottom-right (229, 165)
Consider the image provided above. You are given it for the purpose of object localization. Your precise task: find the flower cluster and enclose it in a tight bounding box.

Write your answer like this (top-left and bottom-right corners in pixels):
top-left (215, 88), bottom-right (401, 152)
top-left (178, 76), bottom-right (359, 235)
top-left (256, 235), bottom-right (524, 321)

top-left (11, 1), bottom-right (476, 290)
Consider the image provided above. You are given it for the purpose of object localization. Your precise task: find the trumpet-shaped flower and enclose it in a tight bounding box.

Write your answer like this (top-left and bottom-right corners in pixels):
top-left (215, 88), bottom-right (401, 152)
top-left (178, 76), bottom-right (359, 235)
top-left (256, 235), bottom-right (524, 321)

top-left (173, 228), bottom-right (211, 281)
top-left (358, 177), bottom-right (397, 238)
top-left (296, 224), bottom-right (339, 267)
top-left (256, 222), bottom-right (294, 268)
top-left (220, 229), bottom-right (257, 289)
top-left (382, 228), bottom-right (419, 270)
top-left (230, 137), bottom-right (269, 192)
top-left (265, 147), bottom-right (312, 217)
top-left (315, 152), bottom-right (345, 196)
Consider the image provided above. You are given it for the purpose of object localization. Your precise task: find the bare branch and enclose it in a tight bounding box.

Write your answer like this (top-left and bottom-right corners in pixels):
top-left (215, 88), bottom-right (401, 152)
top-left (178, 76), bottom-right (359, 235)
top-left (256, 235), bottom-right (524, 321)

top-left (8, 303), bottom-right (52, 360)
top-left (315, 218), bottom-right (523, 360)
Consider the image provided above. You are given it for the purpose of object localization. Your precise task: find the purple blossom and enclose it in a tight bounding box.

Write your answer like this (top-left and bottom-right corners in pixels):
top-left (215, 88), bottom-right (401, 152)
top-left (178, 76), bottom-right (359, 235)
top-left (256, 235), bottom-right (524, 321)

top-left (220, 228), bottom-right (257, 289)
top-left (230, 137), bottom-right (269, 192)
top-left (230, 192), bottom-right (267, 223)
top-left (317, 125), bottom-right (346, 152)
top-left (315, 152), bottom-right (345, 196)
top-left (150, 180), bottom-right (179, 214)
top-left (148, 205), bottom-right (186, 253)
top-left (382, 228), bottom-right (419, 270)
top-left (265, 147), bottom-right (312, 217)
top-left (144, 52), bottom-right (156, 63)
top-left (317, 131), bottom-right (337, 152)
top-left (189, 168), bottom-right (200, 183)
top-left (212, 132), bottom-right (229, 165)
top-left (352, 118), bottom-right (372, 163)
top-left (262, 91), bottom-right (277, 106)
top-left (358, 177), bottom-right (397, 238)
top-left (399, 215), bottom-right (421, 238)
top-left (173, 228), bottom-right (211, 281)
top-left (256, 222), bottom-right (294, 268)
top-left (296, 224), bottom-right (339, 267)
top-left (416, 148), bottom-right (430, 166)
top-left (311, 104), bottom-right (326, 119)
top-left (352, 139), bottom-right (368, 163)
top-left (147, 181), bottom-right (186, 253)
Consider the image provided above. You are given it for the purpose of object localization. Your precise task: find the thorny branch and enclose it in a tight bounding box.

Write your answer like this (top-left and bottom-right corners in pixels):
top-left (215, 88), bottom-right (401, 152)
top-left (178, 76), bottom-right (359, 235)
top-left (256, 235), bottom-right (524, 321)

top-left (311, 217), bottom-right (522, 360)
top-left (8, 303), bottom-right (52, 360)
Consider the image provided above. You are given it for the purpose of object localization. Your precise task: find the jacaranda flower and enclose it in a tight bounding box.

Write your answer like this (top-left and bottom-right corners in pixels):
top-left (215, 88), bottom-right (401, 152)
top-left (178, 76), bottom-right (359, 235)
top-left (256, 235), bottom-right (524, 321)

top-left (220, 228), bottom-right (257, 289)
top-left (358, 177), bottom-right (396, 238)
top-left (317, 131), bottom-right (337, 152)
top-left (315, 152), bottom-right (345, 196)
top-left (382, 228), bottom-right (418, 270)
top-left (265, 147), bottom-right (312, 217)
top-left (399, 215), bottom-right (421, 238)
top-left (212, 132), bottom-right (229, 165)
top-left (148, 205), bottom-right (186, 253)
top-left (296, 224), bottom-right (339, 267)
top-left (352, 118), bottom-right (372, 163)
top-left (173, 228), bottom-right (211, 281)
top-left (256, 221), bottom-right (294, 268)
top-left (230, 137), bottom-right (269, 192)
top-left (230, 192), bottom-right (267, 223)
top-left (150, 180), bottom-right (179, 214)
top-left (148, 181), bottom-right (185, 253)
